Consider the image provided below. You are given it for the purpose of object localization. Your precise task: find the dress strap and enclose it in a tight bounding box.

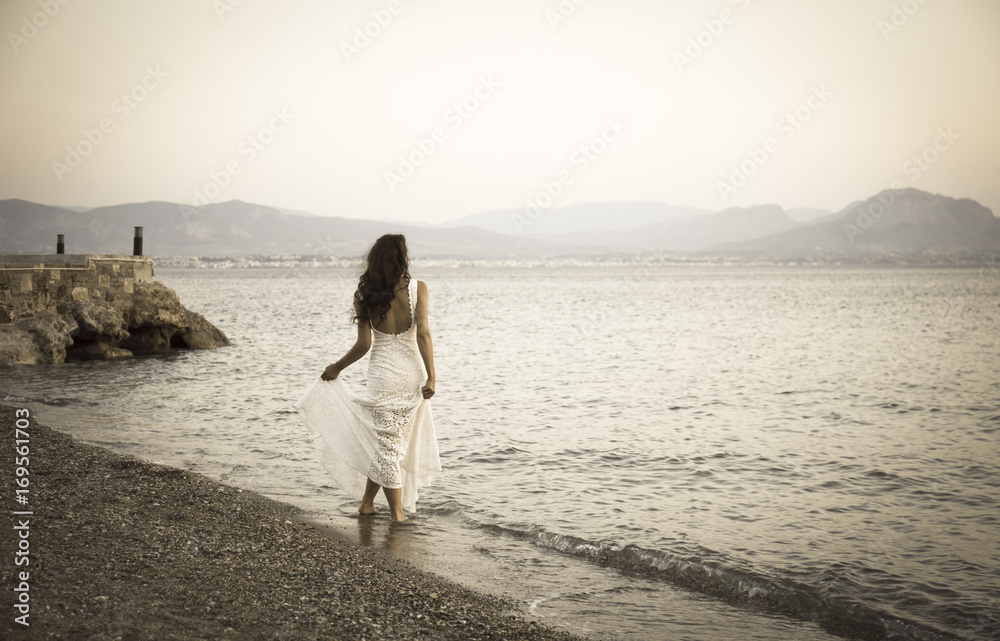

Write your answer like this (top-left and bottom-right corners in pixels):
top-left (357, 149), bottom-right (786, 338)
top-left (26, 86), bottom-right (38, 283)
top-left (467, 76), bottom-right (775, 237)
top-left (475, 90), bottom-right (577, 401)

top-left (409, 276), bottom-right (417, 323)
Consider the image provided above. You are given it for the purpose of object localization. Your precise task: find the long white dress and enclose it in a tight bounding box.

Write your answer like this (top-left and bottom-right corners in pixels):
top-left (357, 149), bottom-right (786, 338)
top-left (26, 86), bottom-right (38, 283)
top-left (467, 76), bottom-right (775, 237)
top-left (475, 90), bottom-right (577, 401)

top-left (294, 277), bottom-right (440, 512)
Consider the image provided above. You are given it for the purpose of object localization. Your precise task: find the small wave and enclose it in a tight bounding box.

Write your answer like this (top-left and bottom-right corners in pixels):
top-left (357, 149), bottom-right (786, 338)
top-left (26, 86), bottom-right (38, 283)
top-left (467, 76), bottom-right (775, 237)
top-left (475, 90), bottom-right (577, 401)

top-left (3, 394), bottom-right (80, 407)
top-left (2, 394), bottom-right (34, 405)
top-left (469, 521), bottom-right (967, 641)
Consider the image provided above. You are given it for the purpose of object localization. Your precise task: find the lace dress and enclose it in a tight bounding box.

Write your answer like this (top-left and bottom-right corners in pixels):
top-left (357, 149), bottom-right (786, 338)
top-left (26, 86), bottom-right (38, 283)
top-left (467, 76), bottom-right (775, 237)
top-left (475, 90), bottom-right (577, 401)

top-left (293, 277), bottom-right (440, 512)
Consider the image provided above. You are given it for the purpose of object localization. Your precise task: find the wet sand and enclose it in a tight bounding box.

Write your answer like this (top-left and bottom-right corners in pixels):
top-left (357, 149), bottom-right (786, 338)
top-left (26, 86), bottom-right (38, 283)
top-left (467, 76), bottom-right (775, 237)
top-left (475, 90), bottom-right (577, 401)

top-left (0, 405), bottom-right (582, 640)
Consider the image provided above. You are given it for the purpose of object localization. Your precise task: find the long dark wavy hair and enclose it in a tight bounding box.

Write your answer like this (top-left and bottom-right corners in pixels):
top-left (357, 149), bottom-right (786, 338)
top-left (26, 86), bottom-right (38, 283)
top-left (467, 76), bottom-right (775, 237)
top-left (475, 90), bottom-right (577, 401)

top-left (352, 234), bottom-right (411, 327)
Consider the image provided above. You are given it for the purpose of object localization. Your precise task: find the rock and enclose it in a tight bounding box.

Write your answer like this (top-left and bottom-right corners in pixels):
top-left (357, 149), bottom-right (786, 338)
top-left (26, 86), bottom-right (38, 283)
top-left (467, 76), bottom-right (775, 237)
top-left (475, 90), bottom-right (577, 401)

top-left (71, 300), bottom-right (129, 343)
top-left (0, 280), bottom-right (229, 365)
top-left (177, 310), bottom-right (231, 350)
top-left (0, 314), bottom-right (75, 365)
top-left (120, 326), bottom-right (176, 353)
top-left (67, 342), bottom-right (133, 362)
top-left (22, 312), bottom-right (78, 363)
top-left (0, 325), bottom-right (44, 365)
top-left (125, 281), bottom-right (190, 329)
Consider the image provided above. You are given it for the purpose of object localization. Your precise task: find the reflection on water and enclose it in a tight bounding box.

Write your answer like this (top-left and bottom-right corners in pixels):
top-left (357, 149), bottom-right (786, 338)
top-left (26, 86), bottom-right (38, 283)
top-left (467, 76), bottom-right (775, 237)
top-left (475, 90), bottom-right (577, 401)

top-left (3, 265), bottom-right (998, 641)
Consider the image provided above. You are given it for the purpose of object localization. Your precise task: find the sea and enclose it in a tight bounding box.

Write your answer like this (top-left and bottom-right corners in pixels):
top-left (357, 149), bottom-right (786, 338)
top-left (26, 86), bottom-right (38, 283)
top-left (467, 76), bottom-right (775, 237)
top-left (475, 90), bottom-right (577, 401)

top-left (3, 263), bottom-right (998, 641)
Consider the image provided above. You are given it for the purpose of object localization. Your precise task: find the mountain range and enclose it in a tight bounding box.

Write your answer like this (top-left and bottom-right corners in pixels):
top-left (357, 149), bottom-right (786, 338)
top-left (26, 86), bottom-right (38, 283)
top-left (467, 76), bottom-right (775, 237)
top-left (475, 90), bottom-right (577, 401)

top-left (1, 188), bottom-right (997, 261)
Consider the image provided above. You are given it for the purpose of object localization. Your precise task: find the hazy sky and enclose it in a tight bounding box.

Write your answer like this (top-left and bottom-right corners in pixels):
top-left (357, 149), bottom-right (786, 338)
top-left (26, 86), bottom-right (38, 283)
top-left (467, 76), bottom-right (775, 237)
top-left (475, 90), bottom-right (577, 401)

top-left (2, 0), bottom-right (998, 224)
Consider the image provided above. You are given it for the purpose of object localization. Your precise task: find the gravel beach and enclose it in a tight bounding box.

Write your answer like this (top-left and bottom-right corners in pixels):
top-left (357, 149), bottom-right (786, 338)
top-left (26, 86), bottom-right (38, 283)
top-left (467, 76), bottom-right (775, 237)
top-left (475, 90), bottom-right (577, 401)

top-left (0, 405), bottom-right (584, 641)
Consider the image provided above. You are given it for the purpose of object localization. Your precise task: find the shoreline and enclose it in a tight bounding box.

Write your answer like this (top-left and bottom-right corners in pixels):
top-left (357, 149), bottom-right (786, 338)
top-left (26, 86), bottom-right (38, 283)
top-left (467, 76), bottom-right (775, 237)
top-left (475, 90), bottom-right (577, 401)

top-left (0, 405), bottom-right (582, 640)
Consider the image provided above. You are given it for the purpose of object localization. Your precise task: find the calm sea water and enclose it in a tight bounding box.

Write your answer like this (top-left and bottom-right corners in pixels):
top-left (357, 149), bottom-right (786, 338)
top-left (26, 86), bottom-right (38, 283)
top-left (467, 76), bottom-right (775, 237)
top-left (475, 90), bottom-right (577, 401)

top-left (3, 264), bottom-right (998, 641)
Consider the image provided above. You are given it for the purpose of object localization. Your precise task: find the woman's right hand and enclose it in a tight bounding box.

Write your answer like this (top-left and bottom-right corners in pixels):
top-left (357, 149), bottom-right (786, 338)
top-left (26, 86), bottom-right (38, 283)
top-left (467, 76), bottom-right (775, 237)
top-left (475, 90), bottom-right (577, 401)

top-left (422, 378), bottom-right (435, 399)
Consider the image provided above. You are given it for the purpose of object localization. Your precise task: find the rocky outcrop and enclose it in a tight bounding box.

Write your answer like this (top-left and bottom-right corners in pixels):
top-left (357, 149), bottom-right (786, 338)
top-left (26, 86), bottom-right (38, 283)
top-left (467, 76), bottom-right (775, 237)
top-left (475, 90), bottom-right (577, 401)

top-left (0, 281), bottom-right (230, 365)
top-left (0, 312), bottom-right (78, 364)
top-left (119, 281), bottom-right (230, 353)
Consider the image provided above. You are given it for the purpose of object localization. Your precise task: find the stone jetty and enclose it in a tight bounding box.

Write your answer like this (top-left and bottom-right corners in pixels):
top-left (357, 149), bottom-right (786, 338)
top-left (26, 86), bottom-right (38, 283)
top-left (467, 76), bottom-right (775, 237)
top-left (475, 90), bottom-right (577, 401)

top-left (0, 254), bottom-right (230, 364)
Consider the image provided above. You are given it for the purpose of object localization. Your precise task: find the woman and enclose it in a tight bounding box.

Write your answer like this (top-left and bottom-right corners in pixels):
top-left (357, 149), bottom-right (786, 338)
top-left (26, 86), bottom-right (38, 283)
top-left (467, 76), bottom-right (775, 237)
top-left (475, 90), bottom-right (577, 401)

top-left (294, 234), bottom-right (440, 522)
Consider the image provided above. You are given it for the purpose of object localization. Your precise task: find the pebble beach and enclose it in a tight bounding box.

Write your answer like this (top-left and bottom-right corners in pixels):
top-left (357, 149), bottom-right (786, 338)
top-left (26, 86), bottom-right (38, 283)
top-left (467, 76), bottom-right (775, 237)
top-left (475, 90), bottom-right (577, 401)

top-left (0, 405), bottom-right (582, 641)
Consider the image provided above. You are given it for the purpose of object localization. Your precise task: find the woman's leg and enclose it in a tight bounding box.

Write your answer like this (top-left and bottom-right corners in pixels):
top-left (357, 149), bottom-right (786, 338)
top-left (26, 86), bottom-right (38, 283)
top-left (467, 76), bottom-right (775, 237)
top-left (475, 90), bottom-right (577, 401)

top-left (360, 478), bottom-right (381, 515)
top-left (382, 487), bottom-right (406, 522)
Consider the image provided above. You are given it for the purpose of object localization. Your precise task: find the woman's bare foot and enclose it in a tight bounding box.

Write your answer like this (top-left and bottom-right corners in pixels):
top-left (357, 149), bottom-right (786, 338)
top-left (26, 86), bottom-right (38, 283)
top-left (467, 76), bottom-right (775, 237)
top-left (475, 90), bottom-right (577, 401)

top-left (359, 479), bottom-right (382, 516)
top-left (382, 487), bottom-right (405, 522)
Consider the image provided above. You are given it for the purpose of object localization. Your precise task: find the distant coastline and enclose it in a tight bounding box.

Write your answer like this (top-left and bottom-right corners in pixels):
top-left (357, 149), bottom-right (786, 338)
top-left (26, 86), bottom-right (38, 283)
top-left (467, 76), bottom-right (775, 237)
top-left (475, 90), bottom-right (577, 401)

top-left (148, 254), bottom-right (1000, 269)
top-left (2, 188), bottom-right (998, 262)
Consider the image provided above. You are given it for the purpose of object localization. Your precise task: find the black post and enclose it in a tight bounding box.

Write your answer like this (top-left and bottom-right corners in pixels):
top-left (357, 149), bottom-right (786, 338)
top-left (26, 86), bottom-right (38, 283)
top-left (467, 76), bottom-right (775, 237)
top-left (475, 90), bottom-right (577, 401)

top-left (133, 227), bottom-right (143, 256)
top-left (57, 234), bottom-right (65, 254)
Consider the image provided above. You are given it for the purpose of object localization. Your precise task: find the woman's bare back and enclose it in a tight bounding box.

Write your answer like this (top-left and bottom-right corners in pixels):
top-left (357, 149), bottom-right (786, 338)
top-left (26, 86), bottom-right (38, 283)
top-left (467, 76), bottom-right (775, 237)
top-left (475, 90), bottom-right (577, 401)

top-left (370, 278), bottom-right (413, 335)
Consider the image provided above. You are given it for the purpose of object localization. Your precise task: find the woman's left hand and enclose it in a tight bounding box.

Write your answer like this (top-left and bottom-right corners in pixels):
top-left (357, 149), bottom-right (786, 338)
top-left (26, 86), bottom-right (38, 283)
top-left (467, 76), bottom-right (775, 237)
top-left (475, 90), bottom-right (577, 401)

top-left (321, 364), bottom-right (341, 381)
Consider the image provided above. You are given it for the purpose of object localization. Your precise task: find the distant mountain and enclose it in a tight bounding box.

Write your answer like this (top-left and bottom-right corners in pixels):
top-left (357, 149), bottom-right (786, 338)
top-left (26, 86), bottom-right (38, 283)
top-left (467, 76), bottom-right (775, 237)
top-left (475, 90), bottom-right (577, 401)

top-left (373, 218), bottom-right (437, 228)
top-left (0, 199), bottom-right (582, 259)
top-left (440, 201), bottom-right (711, 236)
top-left (527, 204), bottom-right (799, 252)
top-left (787, 207), bottom-right (834, 223)
top-left (275, 206), bottom-right (318, 218)
top-left (706, 188), bottom-right (1000, 257)
top-left (2, 189), bottom-right (996, 260)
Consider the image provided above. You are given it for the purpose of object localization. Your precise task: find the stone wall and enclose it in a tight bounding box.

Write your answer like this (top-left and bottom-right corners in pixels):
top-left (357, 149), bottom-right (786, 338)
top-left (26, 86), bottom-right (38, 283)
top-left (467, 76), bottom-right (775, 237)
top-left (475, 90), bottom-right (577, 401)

top-left (0, 254), bottom-right (154, 323)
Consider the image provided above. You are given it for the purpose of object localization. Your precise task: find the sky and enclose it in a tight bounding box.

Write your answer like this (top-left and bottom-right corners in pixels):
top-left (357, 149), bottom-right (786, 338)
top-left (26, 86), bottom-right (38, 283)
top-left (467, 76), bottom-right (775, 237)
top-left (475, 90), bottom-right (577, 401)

top-left (1, 0), bottom-right (998, 225)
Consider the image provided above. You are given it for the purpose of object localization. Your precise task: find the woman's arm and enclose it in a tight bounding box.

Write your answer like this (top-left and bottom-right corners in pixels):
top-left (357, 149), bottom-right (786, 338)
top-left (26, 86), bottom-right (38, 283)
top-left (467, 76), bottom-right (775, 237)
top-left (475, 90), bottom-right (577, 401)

top-left (321, 303), bottom-right (372, 381)
top-left (415, 280), bottom-right (436, 398)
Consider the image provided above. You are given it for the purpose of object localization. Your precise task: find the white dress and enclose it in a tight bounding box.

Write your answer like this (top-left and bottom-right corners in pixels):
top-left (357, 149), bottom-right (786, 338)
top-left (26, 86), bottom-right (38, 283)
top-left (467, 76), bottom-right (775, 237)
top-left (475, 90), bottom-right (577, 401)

top-left (294, 277), bottom-right (440, 512)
